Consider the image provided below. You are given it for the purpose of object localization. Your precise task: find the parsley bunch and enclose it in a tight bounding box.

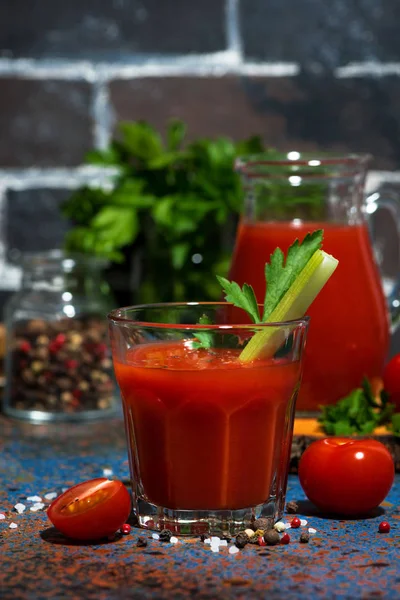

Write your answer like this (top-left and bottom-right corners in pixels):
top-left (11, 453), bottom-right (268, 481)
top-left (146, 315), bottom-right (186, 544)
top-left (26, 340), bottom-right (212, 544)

top-left (62, 120), bottom-right (274, 303)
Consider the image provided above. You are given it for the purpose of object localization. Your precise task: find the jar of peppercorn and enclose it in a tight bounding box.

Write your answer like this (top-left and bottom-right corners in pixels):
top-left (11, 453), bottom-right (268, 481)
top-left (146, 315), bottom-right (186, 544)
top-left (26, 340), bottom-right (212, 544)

top-left (3, 251), bottom-right (119, 422)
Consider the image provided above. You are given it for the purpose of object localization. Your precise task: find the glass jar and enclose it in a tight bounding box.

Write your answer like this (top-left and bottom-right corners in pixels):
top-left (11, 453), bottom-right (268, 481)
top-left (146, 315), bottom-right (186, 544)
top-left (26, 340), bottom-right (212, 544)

top-left (3, 251), bottom-right (119, 422)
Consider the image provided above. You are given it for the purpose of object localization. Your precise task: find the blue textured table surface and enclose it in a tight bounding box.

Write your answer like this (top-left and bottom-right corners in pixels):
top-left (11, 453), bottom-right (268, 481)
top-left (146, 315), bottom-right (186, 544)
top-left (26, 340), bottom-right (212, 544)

top-left (0, 415), bottom-right (399, 600)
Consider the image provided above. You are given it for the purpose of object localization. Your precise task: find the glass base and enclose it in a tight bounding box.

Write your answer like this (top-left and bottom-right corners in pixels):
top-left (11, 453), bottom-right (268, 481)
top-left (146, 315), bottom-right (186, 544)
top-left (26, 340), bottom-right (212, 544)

top-left (134, 496), bottom-right (282, 536)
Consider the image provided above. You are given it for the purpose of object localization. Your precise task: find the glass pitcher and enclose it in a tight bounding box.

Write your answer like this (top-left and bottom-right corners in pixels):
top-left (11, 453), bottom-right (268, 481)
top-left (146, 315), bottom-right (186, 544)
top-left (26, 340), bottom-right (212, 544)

top-left (230, 153), bottom-right (400, 413)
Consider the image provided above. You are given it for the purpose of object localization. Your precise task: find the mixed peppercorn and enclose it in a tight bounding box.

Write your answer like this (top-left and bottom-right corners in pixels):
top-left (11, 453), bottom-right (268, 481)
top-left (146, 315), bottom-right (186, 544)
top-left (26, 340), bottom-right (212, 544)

top-left (7, 316), bottom-right (115, 414)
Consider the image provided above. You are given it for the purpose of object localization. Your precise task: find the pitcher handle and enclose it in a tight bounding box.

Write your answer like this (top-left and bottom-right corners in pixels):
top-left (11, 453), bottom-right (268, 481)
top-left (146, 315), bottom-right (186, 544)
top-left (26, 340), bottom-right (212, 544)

top-left (366, 189), bottom-right (400, 332)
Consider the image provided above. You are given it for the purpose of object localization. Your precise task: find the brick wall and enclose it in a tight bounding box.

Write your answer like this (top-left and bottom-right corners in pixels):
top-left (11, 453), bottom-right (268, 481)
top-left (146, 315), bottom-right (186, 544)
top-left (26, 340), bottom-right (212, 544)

top-left (1, 0), bottom-right (400, 301)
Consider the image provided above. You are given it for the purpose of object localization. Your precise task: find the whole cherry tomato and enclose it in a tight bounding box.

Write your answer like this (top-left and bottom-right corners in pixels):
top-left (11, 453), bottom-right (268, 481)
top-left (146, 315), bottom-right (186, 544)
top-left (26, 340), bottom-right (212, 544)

top-left (47, 478), bottom-right (131, 540)
top-left (383, 354), bottom-right (400, 411)
top-left (298, 438), bottom-right (394, 516)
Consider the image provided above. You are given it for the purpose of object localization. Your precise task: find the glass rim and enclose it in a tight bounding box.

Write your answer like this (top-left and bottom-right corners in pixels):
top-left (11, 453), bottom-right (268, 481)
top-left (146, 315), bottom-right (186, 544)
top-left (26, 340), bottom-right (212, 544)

top-left (107, 302), bottom-right (310, 330)
top-left (235, 152), bottom-right (371, 179)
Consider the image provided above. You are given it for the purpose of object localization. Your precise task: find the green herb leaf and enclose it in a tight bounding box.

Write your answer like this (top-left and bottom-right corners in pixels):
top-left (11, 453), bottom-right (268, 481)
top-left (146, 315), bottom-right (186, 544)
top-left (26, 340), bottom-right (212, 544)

top-left (167, 119), bottom-right (186, 151)
top-left (263, 230), bottom-right (323, 320)
top-left (318, 379), bottom-right (395, 436)
top-left (192, 314), bottom-right (214, 350)
top-left (388, 413), bottom-right (400, 437)
top-left (118, 121), bottom-right (163, 161)
top-left (216, 276), bottom-right (261, 324)
top-left (91, 206), bottom-right (139, 248)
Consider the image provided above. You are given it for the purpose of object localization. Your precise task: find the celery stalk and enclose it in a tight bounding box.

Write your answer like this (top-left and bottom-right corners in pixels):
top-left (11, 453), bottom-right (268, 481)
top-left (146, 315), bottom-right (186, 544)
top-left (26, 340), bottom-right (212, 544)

top-left (239, 249), bottom-right (339, 362)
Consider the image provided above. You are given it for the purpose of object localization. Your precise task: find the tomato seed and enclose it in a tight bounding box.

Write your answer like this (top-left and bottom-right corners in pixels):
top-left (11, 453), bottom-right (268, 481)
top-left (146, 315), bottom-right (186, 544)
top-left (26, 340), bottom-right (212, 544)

top-left (281, 533), bottom-right (291, 545)
top-left (378, 521), bottom-right (390, 534)
top-left (290, 517), bottom-right (301, 529)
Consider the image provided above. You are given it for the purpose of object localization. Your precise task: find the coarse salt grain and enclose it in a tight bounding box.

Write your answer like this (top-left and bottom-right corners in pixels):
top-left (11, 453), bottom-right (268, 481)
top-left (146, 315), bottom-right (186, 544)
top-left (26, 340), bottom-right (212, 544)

top-left (274, 522), bottom-right (286, 532)
top-left (229, 546), bottom-right (240, 554)
top-left (0, 514), bottom-right (5, 520)
top-left (103, 468), bottom-right (113, 477)
top-left (9, 522), bottom-right (18, 529)
top-left (44, 492), bottom-right (57, 501)
top-left (300, 519), bottom-right (308, 527)
top-left (152, 533), bottom-right (160, 540)
top-left (219, 540), bottom-right (228, 546)
top-left (308, 528), bottom-right (317, 535)
top-left (170, 536), bottom-right (178, 544)
top-left (284, 523), bottom-right (292, 529)
top-left (30, 503), bottom-right (45, 512)
top-left (211, 536), bottom-right (221, 544)
top-left (26, 495), bottom-right (42, 502)
top-left (14, 503), bottom-right (26, 514)
top-left (204, 538), bottom-right (211, 545)
top-left (211, 546), bottom-right (219, 553)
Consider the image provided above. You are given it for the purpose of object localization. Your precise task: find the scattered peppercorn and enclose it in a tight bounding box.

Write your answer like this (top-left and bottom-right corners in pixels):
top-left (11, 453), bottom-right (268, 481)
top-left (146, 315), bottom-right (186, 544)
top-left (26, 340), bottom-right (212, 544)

top-left (286, 501), bottom-right (299, 514)
top-left (121, 523), bottom-right (131, 535)
top-left (263, 529), bottom-right (280, 546)
top-left (299, 532), bottom-right (310, 543)
top-left (136, 536), bottom-right (148, 547)
top-left (252, 518), bottom-right (270, 532)
top-left (19, 341), bottom-right (31, 353)
top-left (291, 517), bottom-right (301, 529)
top-left (281, 533), bottom-right (291, 545)
top-left (248, 529), bottom-right (264, 545)
top-left (378, 521), bottom-right (391, 534)
top-left (159, 529), bottom-right (173, 542)
top-left (245, 528), bottom-right (255, 538)
top-left (235, 532), bottom-right (249, 549)
top-left (200, 533), bottom-right (208, 542)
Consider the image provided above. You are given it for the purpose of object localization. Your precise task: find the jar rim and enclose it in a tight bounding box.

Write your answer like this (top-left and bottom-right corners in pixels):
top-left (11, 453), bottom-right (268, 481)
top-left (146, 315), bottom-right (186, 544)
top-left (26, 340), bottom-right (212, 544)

top-left (20, 250), bottom-right (109, 270)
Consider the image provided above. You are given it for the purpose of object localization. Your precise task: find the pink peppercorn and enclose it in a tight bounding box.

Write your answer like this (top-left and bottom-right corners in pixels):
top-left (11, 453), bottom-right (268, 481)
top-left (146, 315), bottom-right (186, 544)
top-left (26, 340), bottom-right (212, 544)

top-left (291, 517), bottom-right (301, 529)
top-left (257, 536), bottom-right (267, 547)
top-left (121, 523), bottom-right (131, 535)
top-left (281, 533), bottom-right (291, 545)
top-left (378, 521), bottom-right (390, 534)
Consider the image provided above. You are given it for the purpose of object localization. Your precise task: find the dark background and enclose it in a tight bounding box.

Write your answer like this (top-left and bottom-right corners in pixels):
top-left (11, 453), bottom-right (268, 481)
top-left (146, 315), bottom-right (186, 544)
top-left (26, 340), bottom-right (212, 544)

top-left (0, 0), bottom-right (399, 305)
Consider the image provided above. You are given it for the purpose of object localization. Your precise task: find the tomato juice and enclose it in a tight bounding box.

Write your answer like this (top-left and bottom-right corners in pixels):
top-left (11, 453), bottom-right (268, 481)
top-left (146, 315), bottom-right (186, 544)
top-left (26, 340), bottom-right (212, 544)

top-left (114, 342), bottom-right (301, 511)
top-left (229, 221), bottom-right (389, 411)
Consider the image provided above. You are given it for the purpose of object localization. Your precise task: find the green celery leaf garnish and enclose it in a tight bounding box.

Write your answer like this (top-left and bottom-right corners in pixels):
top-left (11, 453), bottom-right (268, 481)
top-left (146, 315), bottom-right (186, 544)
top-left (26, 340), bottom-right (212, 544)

top-left (216, 278), bottom-right (261, 324)
top-left (263, 230), bottom-right (323, 320)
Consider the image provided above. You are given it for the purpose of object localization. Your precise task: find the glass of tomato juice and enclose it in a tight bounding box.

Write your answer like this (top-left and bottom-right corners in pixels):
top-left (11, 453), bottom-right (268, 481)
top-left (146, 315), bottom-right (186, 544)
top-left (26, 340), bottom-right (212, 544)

top-left (108, 303), bottom-right (308, 535)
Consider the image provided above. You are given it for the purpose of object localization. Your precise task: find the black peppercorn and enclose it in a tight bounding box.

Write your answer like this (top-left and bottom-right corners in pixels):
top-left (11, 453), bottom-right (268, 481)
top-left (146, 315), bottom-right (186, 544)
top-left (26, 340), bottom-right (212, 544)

top-left (136, 536), bottom-right (148, 547)
top-left (300, 532), bottom-right (310, 544)
top-left (264, 529), bottom-right (280, 546)
top-left (252, 518), bottom-right (270, 532)
top-left (159, 529), bottom-right (173, 542)
top-left (235, 532), bottom-right (249, 549)
top-left (286, 500), bottom-right (299, 514)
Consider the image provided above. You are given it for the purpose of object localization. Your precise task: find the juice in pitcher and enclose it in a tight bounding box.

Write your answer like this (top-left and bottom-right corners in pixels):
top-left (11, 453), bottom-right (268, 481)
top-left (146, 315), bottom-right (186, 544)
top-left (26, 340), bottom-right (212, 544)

top-left (231, 153), bottom-right (393, 412)
top-left (230, 220), bottom-right (389, 411)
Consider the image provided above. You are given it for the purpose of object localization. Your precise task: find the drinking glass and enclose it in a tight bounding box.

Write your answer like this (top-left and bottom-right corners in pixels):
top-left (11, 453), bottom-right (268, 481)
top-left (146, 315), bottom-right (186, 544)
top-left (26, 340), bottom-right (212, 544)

top-left (108, 302), bottom-right (308, 535)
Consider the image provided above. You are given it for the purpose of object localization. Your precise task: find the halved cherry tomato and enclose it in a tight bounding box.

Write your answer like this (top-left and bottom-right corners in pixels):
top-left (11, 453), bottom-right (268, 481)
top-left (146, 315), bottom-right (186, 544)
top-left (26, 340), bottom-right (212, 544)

top-left (298, 438), bottom-right (394, 516)
top-left (383, 353), bottom-right (400, 411)
top-left (47, 478), bottom-right (131, 540)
